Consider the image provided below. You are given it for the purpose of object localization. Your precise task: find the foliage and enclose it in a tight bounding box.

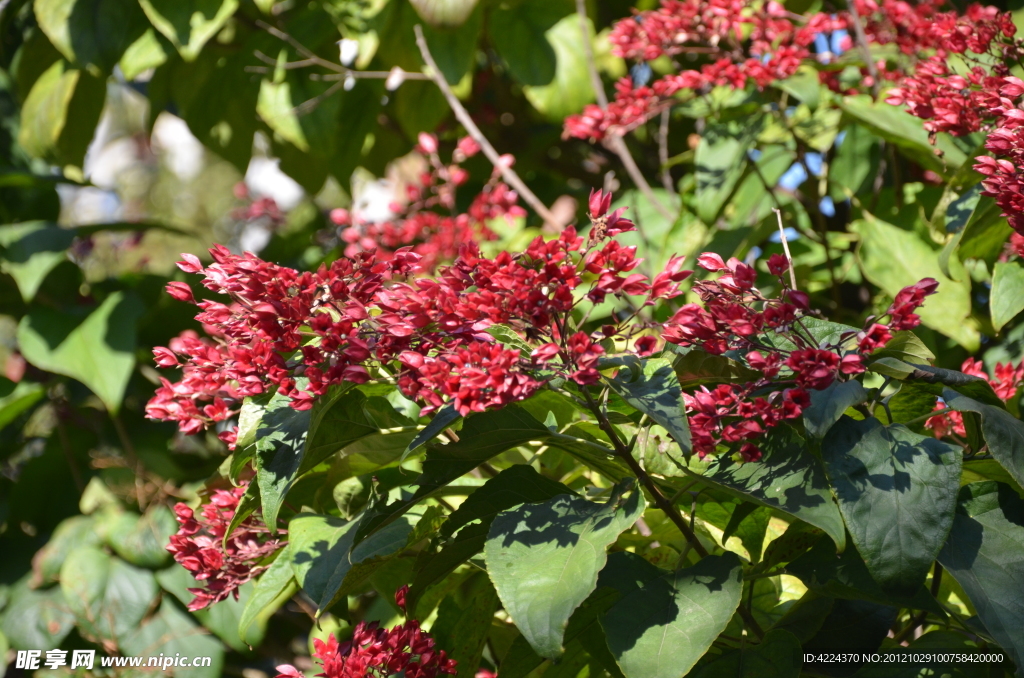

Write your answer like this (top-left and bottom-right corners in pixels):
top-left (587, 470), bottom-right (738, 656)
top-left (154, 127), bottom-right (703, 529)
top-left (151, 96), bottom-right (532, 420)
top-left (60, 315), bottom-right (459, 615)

top-left (3, 0), bottom-right (1024, 676)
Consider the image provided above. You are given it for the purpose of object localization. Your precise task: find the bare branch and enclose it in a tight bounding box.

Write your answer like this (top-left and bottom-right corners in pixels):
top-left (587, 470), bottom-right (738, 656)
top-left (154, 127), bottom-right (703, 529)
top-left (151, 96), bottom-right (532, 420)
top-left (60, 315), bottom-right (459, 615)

top-left (413, 24), bottom-right (566, 228)
top-left (658, 108), bottom-right (676, 199)
top-left (773, 207), bottom-right (799, 290)
top-left (845, 0), bottom-right (880, 96)
top-left (574, 0), bottom-right (677, 224)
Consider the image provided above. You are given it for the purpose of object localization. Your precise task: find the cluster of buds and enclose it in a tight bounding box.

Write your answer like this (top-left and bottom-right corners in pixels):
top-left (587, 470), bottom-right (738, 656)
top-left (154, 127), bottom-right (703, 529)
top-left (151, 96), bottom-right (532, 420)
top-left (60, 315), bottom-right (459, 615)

top-left (926, 357), bottom-right (1024, 439)
top-left (329, 133), bottom-right (523, 271)
top-left (166, 484), bottom-right (282, 610)
top-left (146, 190), bottom-right (693, 434)
top-left (274, 586), bottom-right (457, 678)
top-left (665, 252), bottom-right (938, 460)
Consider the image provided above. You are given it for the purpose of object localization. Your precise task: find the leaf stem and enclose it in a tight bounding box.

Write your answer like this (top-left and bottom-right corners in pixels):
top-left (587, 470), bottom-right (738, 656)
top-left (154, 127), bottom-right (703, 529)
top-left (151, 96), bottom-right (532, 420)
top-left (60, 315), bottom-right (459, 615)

top-left (904, 408), bottom-right (950, 428)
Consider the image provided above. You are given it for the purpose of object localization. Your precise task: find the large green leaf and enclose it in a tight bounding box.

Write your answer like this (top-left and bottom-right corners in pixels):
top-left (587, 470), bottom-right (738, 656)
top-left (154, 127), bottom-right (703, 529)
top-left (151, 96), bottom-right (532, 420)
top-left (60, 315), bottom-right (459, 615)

top-left (34, 0), bottom-right (150, 73)
top-left (155, 565), bottom-right (266, 651)
top-left (0, 221), bottom-right (74, 300)
top-left (409, 0), bottom-right (478, 27)
top-left (138, 0), bottom-right (239, 61)
top-left (31, 515), bottom-right (101, 585)
top-left (59, 547), bottom-right (158, 644)
top-left (701, 425), bottom-right (847, 552)
top-left (802, 598), bottom-right (897, 654)
top-left (938, 482), bottom-right (1024, 674)
top-left (597, 551), bottom-right (743, 678)
top-left (409, 465), bottom-right (572, 614)
top-left (257, 74), bottom-right (340, 155)
top-left (485, 480), bottom-right (644, 659)
top-left (943, 388), bottom-right (1024, 489)
top-left (488, 0), bottom-right (567, 86)
top-left (696, 118), bottom-right (760, 224)
top-left (121, 599), bottom-right (224, 678)
top-left (606, 357), bottom-right (691, 456)
top-left (100, 505), bottom-right (177, 568)
top-left (0, 380), bottom-right (45, 431)
top-left (17, 291), bottom-right (144, 412)
top-left (803, 380), bottom-right (868, 439)
top-left (851, 215), bottom-right (978, 350)
top-left (991, 260), bottom-right (1024, 333)
top-left (430, 583), bottom-right (500, 678)
top-left (691, 628), bottom-right (802, 678)
top-left (838, 95), bottom-right (967, 174)
top-left (17, 60), bottom-right (106, 168)
top-left (822, 417), bottom-right (962, 595)
top-left (522, 15), bottom-right (595, 121)
top-left (0, 579), bottom-right (75, 649)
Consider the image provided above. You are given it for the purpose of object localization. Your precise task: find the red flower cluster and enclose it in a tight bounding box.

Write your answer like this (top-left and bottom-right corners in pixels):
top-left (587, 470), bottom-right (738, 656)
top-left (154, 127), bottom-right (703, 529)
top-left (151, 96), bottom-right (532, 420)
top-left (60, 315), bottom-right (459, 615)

top-left (926, 357), bottom-right (1024, 438)
top-left (167, 484), bottom-right (282, 610)
top-left (330, 134), bottom-right (522, 270)
top-left (566, 0), bottom-right (829, 140)
top-left (274, 587), bottom-right (456, 678)
top-left (146, 191), bottom-right (694, 431)
top-left (665, 252), bottom-right (938, 459)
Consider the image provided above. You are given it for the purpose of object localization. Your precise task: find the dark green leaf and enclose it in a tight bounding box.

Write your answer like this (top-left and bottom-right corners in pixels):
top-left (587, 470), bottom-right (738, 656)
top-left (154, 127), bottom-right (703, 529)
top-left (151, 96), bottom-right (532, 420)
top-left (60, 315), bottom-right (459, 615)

top-left (906, 366), bottom-right (1002, 407)
top-left (429, 582), bottom-right (500, 678)
top-left (770, 592), bottom-right (833, 643)
top-left (696, 119), bottom-right (760, 224)
top-left (597, 551), bottom-right (743, 678)
top-left (485, 480), bottom-right (644, 659)
top-left (0, 579), bottom-right (75, 649)
top-left (403, 402), bottom-right (460, 462)
top-left (31, 515), bottom-right (101, 585)
top-left (487, 0), bottom-right (567, 86)
top-left (0, 221), bottom-right (74, 301)
top-left (822, 417), bottom-right (962, 595)
top-left (869, 331), bottom-right (935, 365)
top-left (606, 357), bottom-right (691, 456)
top-left (804, 380), bottom-right (868, 439)
top-left (803, 598), bottom-right (898, 655)
top-left (239, 542), bottom-right (296, 640)
top-left (944, 388), bottom-right (1024, 489)
top-left (34, 0), bottom-right (150, 73)
top-left (691, 628), bottom-right (802, 678)
top-left (17, 291), bottom-right (144, 412)
top-left (101, 505), bottom-right (177, 568)
top-left (17, 60), bottom-right (106, 168)
top-left (702, 425), bottom-right (847, 552)
top-left (938, 481), bottom-right (1024, 673)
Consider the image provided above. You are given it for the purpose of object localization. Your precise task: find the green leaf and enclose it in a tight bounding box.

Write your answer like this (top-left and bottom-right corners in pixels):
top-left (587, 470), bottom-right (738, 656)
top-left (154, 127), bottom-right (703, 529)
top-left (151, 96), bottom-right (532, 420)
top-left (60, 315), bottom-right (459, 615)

top-left (0, 579), bottom-right (75, 649)
top-left (138, 0), bottom-right (239, 61)
top-left (420, 5), bottom-right (483, 85)
top-left (409, 465), bottom-right (572, 614)
top-left (155, 565), bottom-right (266, 651)
top-left (101, 505), bottom-right (178, 568)
top-left (33, 0), bottom-right (149, 74)
top-left (822, 417), bottom-right (962, 595)
top-left (943, 388), bottom-right (1024, 491)
top-left (764, 317), bottom-right (859, 353)
top-left (937, 482), bottom-right (1024, 676)
top-left (803, 598), bottom-right (897, 654)
top-left (17, 60), bottom-right (106, 168)
top-left (120, 27), bottom-right (170, 80)
top-left (239, 542), bottom-right (296, 640)
top-left (869, 331), bottom-right (935, 365)
top-left (867, 357), bottom-right (916, 380)
top-left (692, 628), bottom-right (802, 678)
top-left (403, 402), bottom-right (460, 462)
top-left (17, 291), bottom-right (144, 412)
top-left (485, 480), bottom-right (644, 659)
top-left (672, 349), bottom-right (760, 389)
top-left (906, 366), bottom-right (1002, 408)
top-left (597, 551), bottom-right (743, 678)
top-left (838, 95), bottom-right (967, 175)
top-left (121, 599), bottom-right (224, 678)
top-left (0, 380), bottom-right (45, 432)
top-left (769, 592), bottom-right (833, 643)
top-left (851, 215), bottom-right (979, 350)
top-left (429, 583), bottom-right (500, 678)
top-left (803, 380), bottom-right (868, 439)
top-left (60, 547), bottom-right (158, 643)
top-left (991, 260), bottom-right (1024, 333)
top-left (488, 0), bottom-right (567, 86)
top-left (257, 74), bottom-right (340, 155)
top-left (702, 425), bottom-right (847, 552)
top-left (606, 357), bottom-right (691, 456)
top-left (522, 15), bottom-right (596, 121)
top-left (0, 221), bottom-right (74, 300)
top-left (696, 118), bottom-right (760, 224)
top-left (787, 535), bottom-right (945, 615)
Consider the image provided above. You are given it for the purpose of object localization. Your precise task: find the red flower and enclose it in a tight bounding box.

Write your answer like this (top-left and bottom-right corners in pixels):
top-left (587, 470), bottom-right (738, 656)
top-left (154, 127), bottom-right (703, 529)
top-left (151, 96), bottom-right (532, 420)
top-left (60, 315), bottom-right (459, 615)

top-left (786, 349), bottom-right (840, 390)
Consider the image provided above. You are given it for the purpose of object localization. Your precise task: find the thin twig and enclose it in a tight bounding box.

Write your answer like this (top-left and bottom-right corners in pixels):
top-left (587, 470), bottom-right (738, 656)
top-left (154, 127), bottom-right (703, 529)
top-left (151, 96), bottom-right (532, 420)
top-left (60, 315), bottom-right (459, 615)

top-left (573, 0), bottom-right (676, 224)
top-left (110, 412), bottom-right (147, 510)
top-left (413, 24), bottom-right (565, 228)
top-left (773, 208), bottom-right (799, 290)
top-left (293, 79), bottom-right (345, 115)
top-left (846, 0), bottom-right (880, 96)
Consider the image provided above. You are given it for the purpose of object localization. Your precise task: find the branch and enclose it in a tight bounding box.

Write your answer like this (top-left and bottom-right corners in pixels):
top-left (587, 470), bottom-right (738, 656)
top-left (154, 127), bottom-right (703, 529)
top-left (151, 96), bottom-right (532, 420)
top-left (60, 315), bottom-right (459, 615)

top-left (413, 24), bottom-right (565, 228)
top-left (845, 0), bottom-right (880, 96)
top-left (573, 0), bottom-right (677, 225)
top-left (658, 109), bottom-right (677, 200)
top-left (773, 208), bottom-right (799, 290)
